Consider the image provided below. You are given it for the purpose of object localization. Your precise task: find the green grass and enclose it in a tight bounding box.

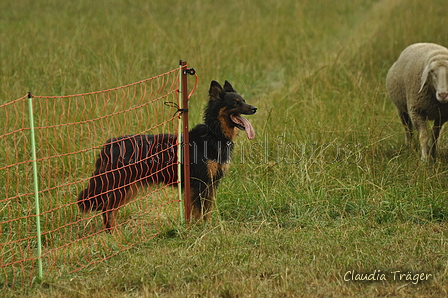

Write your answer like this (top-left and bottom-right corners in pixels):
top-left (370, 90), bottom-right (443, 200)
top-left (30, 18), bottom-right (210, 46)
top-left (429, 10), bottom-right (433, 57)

top-left (2, 0), bottom-right (448, 297)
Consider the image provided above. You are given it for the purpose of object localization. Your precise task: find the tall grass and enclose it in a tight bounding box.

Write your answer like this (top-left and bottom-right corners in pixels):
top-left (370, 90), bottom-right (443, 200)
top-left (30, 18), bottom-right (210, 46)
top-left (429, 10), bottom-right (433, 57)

top-left (2, 0), bottom-right (448, 297)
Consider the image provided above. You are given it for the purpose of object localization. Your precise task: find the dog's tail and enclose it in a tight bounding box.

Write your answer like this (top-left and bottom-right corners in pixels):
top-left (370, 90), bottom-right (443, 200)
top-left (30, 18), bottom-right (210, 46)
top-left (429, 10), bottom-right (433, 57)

top-left (77, 153), bottom-right (108, 212)
top-left (77, 188), bottom-right (99, 212)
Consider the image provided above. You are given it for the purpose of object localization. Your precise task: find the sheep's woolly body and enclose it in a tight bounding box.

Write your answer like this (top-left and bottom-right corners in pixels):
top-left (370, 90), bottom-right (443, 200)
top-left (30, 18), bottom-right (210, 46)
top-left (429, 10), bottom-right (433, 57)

top-left (386, 43), bottom-right (448, 161)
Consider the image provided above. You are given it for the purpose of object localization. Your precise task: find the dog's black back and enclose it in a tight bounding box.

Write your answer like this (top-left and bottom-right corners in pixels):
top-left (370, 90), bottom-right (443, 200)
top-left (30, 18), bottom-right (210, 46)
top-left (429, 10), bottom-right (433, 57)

top-left (77, 80), bottom-right (256, 231)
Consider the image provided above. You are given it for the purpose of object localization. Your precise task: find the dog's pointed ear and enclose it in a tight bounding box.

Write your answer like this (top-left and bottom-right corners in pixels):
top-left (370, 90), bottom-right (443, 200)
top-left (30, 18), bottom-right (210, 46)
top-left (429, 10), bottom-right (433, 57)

top-left (209, 80), bottom-right (223, 100)
top-left (224, 80), bottom-right (236, 93)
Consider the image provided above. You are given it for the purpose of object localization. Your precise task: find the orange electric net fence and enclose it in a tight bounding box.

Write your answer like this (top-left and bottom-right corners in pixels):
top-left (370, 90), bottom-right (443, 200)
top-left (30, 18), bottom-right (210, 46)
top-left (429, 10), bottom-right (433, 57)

top-left (0, 62), bottom-right (196, 288)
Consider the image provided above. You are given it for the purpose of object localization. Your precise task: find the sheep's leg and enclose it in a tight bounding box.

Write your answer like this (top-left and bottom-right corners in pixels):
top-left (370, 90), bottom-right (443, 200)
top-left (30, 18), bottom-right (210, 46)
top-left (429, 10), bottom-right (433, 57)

top-left (431, 118), bottom-right (448, 159)
top-left (398, 111), bottom-right (413, 146)
top-left (412, 115), bottom-right (430, 161)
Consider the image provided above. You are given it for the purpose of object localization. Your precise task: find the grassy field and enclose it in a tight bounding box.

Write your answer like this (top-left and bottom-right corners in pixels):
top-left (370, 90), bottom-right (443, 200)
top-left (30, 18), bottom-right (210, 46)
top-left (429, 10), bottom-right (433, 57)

top-left (2, 0), bottom-right (448, 297)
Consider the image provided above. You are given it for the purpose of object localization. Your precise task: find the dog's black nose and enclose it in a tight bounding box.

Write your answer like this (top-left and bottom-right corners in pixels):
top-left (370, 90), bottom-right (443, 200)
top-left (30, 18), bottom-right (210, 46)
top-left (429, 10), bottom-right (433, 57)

top-left (251, 106), bottom-right (257, 114)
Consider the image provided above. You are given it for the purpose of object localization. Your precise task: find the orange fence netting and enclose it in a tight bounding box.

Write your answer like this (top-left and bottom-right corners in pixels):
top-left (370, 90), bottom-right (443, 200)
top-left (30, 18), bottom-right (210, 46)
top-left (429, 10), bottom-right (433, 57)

top-left (0, 66), bottom-right (194, 288)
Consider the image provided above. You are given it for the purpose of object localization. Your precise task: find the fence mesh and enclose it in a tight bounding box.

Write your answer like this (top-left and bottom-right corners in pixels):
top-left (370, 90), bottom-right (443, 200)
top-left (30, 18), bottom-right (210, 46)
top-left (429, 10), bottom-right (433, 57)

top-left (0, 67), bottom-right (190, 288)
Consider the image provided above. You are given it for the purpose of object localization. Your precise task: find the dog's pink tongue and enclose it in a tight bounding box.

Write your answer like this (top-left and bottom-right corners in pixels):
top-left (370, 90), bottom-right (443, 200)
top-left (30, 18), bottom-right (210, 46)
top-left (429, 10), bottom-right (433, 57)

top-left (231, 115), bottom-right (255, 140)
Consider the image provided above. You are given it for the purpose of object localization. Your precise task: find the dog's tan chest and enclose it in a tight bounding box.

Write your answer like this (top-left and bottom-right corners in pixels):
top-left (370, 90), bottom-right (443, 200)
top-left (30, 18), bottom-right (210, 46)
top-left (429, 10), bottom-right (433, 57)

top-left (206, 160), bottom-right (230, 179)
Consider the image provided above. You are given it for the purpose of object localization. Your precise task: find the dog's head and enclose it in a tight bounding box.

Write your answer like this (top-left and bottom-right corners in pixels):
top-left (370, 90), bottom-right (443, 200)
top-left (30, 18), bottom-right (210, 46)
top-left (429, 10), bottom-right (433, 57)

top-left (206, 80), bottom-right (257, 140)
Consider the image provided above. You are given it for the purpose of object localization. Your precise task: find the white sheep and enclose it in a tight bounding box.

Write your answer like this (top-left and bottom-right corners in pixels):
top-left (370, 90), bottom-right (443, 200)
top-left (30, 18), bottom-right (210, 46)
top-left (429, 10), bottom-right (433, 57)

top-left (386, 42), bottom-right (448, 161)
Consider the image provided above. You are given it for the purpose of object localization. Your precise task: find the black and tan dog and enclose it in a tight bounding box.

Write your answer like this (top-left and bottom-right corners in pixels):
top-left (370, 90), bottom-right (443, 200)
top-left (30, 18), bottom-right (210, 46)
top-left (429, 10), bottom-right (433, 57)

top-left (77, 80), bottom-right (257, 231)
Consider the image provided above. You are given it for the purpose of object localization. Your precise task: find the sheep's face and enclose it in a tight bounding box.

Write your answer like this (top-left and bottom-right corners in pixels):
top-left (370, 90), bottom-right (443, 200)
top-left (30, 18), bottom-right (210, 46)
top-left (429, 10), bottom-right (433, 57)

top-left (420, 61), bottom-right (448, 103)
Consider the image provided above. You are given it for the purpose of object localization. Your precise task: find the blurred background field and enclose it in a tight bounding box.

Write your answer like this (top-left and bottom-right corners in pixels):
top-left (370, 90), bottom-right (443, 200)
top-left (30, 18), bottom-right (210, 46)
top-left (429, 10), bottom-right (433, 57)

top-left (1, 0), bottom-right (448, 297)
